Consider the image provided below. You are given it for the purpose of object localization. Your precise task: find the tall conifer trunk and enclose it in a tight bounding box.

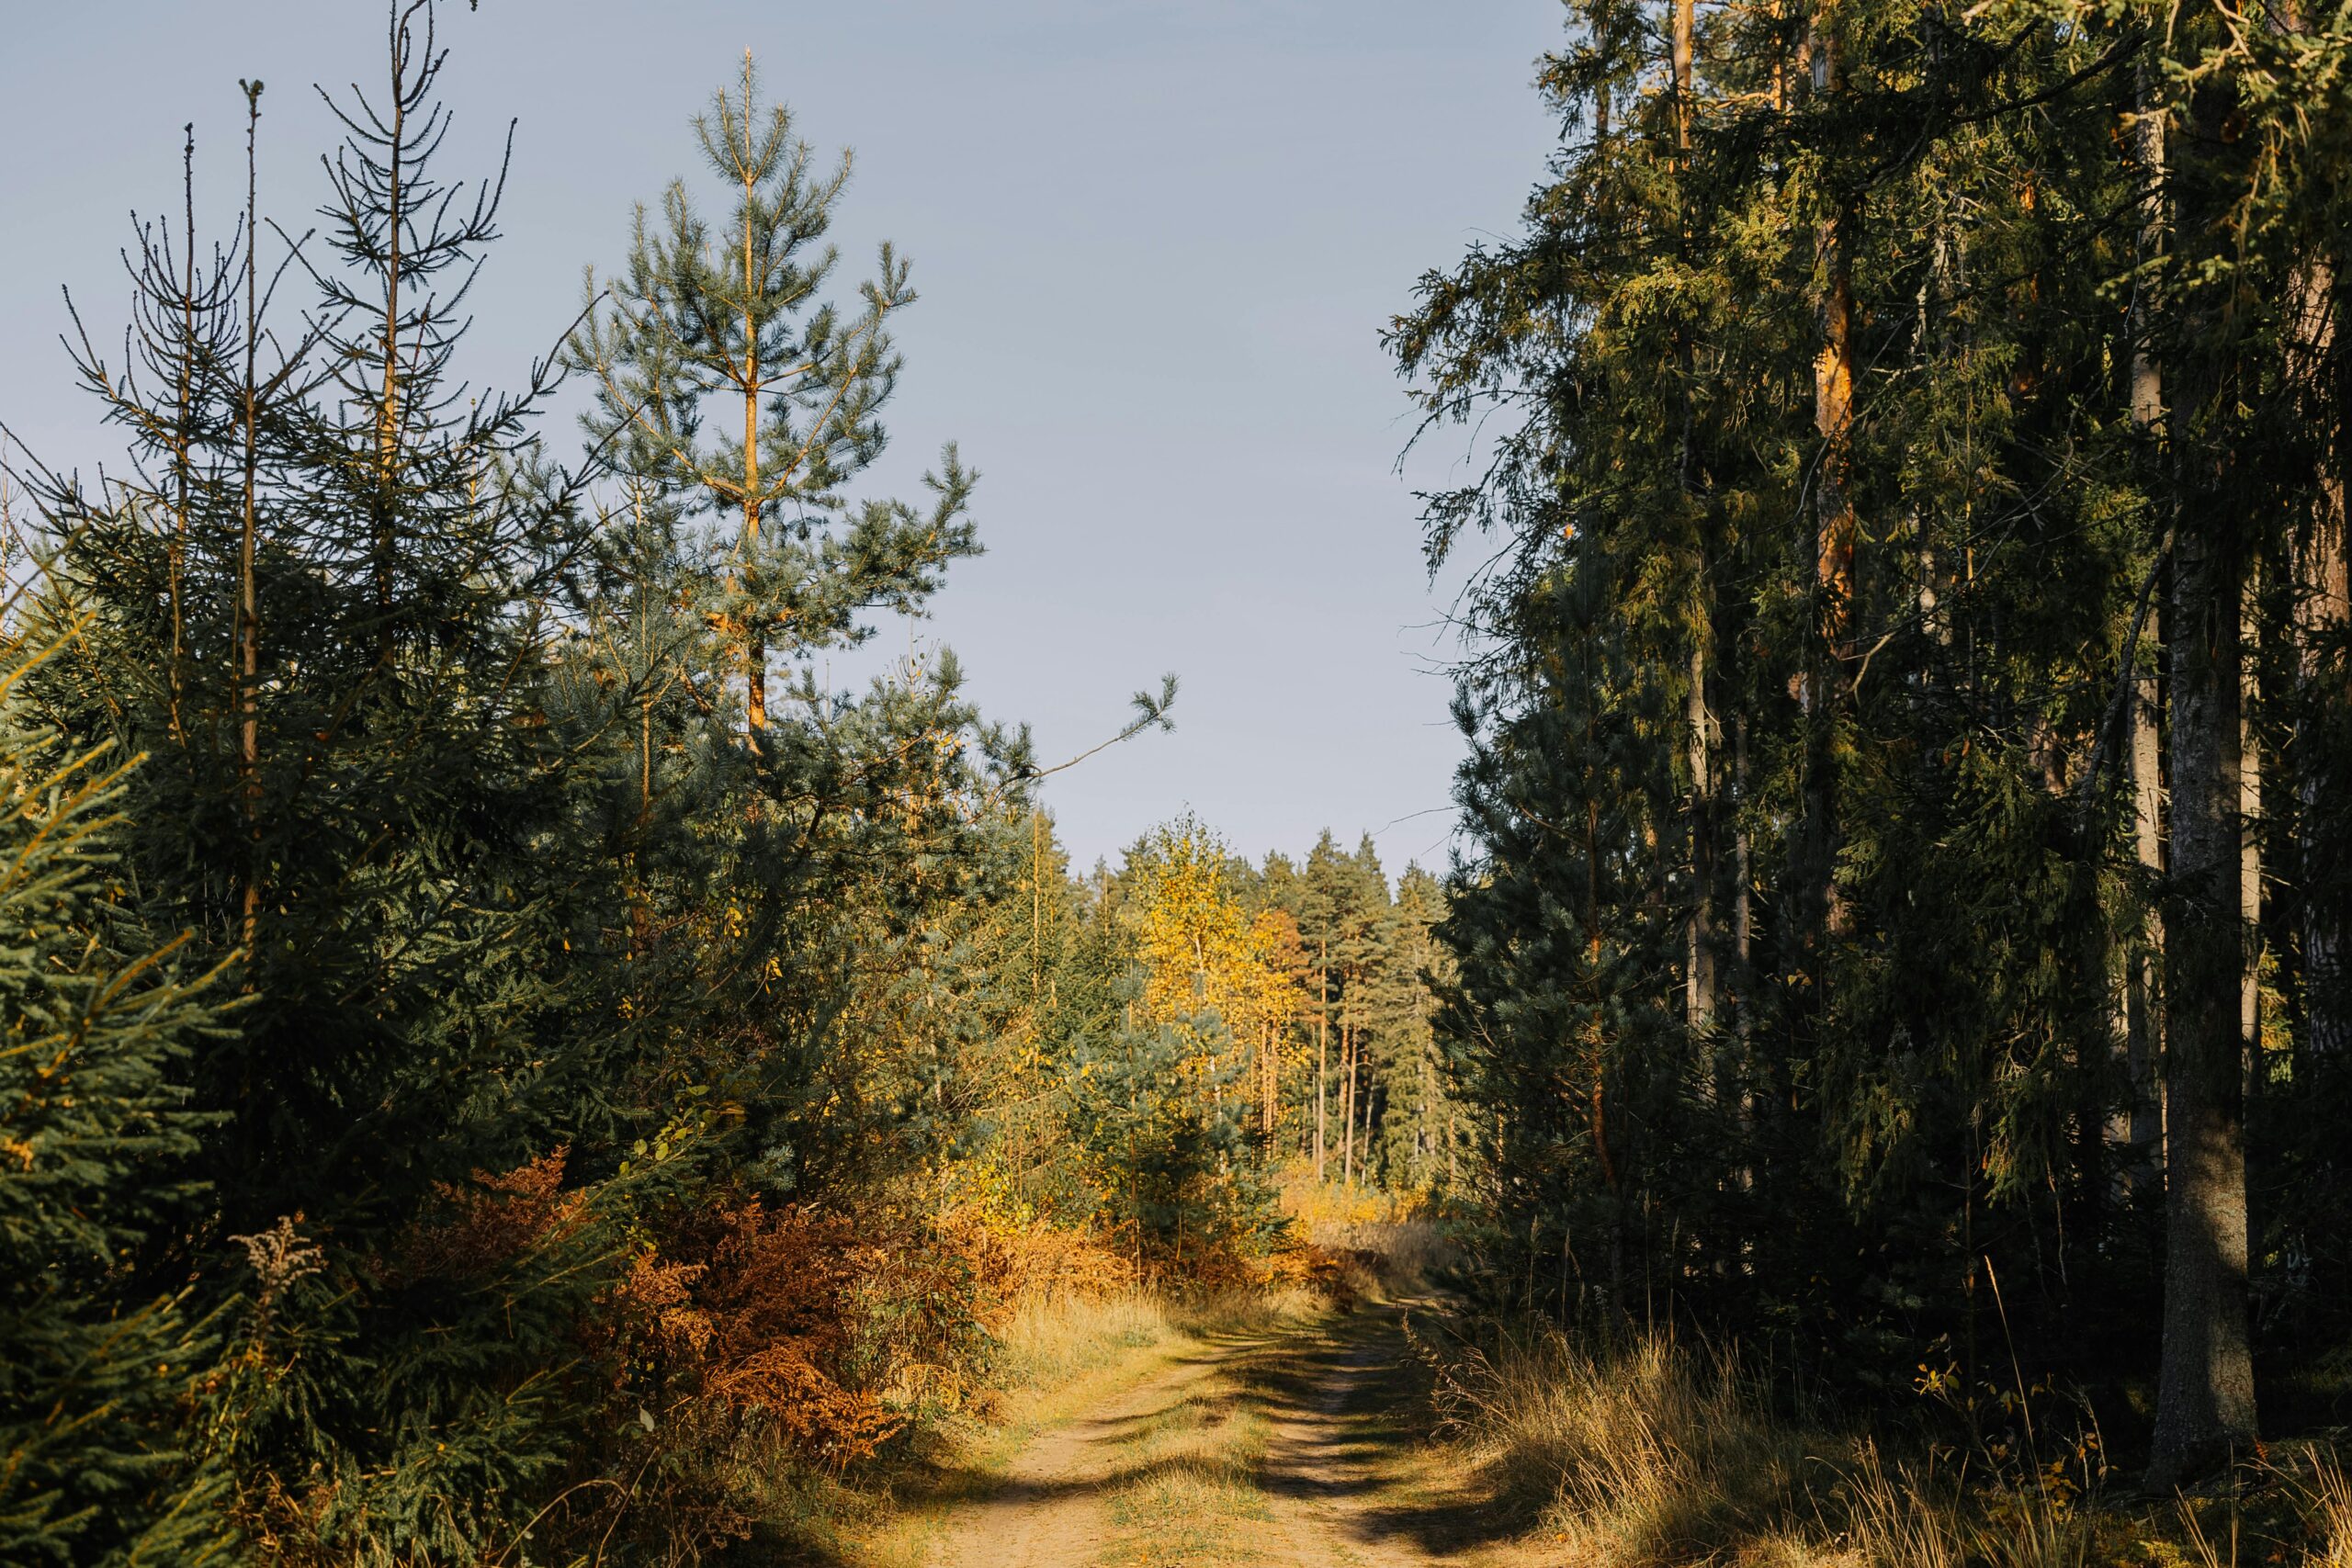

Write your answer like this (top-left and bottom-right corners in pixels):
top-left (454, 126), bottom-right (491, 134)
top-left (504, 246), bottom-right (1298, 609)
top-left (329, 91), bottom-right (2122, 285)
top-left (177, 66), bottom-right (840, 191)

top-left (2293, 253), bottom-right (2347, 1054)
top-left (2149, 491), bottom-right (2258, 1487)
top-left (740, 67), bottom-right (768, 753)
top-left (1805, 1), bottom-right (1856, 945)
top-left (1675, 0), bottom-right (1720, 1041)
top-left (2240, 575), bottom-right (2261, 1082)
top-left (1315, 947), bottom-right (1329, 1182)
top-left (168, 128), bottom-right (195, 747)
top-left (372, 6), bottom-right (411, 638)
top-left (2127, 663), bottom-right (2165, 1179)
top-left (1261, 1020), bottom-right (1279, 1145)
top-left (238, 82), bottom-right (264, 953)
top-left (2121, 52), bottom-right (2167, 1192)
top-left (1341, 1020), bottom-right (1357, 1186)
top-left (1733, 714), bottom-right (1752, 1056)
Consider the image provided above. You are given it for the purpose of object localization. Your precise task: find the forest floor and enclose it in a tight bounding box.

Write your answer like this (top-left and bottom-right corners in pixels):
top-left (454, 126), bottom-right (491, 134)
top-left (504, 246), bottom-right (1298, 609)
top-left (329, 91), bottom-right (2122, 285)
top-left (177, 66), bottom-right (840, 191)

top-left (871, 1295), bottom-right (1542, 1568)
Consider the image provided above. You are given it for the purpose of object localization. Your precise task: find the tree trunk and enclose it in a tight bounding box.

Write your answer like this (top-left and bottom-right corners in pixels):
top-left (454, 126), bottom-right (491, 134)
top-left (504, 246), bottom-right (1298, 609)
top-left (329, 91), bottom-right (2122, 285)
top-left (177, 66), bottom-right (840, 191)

top-left (739, 63), bottom-right (769, 756)
top-left (1688, 648), bottom-right (1717, 1032)
top-left (1261, 1020), bottom-right (1278, 1146)
top-left (1733, 714), bottom-right (1753, 1056)
top-left (1674, 0), bottom-right (1721, 1044)
top-left (238, 83), bottom-right (265, 953)
top-left (2120, 57), bottom-right (2167, 1195)
top-left (2241, 571), bottom-right (2261, 1095)
top-left (2294, 254), bottom-right (2347, 1055)
top-left (374, 48), bottom-right (405, 638)
top-left (2124, 667), bottom-right (2165, 1191)
top-left (167, 128), bottom-right (196, 747)
top-left (1806, 7), bottom-right (1855, 944)
top-left (1341, 1021), bottom-right (1357, 1186)
top-left (1315, 948), bottom-right (1329, 1182)
top-left (2148, 514), bottom-right (2258, 1488)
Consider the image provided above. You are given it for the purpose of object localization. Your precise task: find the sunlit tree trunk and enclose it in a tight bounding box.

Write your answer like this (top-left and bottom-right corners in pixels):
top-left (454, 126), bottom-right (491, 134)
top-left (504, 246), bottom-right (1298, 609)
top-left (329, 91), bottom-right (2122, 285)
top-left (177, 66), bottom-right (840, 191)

top-left (740, 110), bottom-right (768, 752)
top-left (2121, 54), bottom-right (2167, 1194)
top-left (2149, 493), bottom-right (2258, 1488)
top-left (1805, 0), bottom-right (1856, 944)
top-left (1316, 947), bottom-right (1329, 1182)
top-left (2125, 666), bottom-right (2165, 1186)
top-left (1341, 1019), bottom-right (1357, 1187)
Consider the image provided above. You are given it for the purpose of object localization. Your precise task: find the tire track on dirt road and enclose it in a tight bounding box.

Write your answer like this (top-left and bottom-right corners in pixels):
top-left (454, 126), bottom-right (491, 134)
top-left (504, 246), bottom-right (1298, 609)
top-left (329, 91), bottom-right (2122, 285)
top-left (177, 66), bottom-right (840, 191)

top-left (933, 1301), bottom-right (1528, 1568)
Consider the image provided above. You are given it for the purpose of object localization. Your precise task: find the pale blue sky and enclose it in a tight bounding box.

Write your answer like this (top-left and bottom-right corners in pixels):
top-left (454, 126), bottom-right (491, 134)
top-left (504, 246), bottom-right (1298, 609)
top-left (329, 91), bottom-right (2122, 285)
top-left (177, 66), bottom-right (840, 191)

top-left (2, 1), bottom-right (1561, 874)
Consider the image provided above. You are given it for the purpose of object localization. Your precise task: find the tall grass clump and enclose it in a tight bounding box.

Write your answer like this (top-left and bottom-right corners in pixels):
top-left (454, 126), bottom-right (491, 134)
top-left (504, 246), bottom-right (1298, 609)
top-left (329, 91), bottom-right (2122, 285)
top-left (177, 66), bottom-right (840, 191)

top-left (2176, 1452), bottom-right (2352, 1568)
top-left (993, 1290), bottom-right (1175, 1391)
top-left (2312, 1456), bottom-right (2352, 1568)
top-left (1428, 1320), bottom-right (1814, 1566)
top-left (1419, 1322), bottom-right (2141, 1568)
top-left (1831, 1445), bottom-right (2092, 1568)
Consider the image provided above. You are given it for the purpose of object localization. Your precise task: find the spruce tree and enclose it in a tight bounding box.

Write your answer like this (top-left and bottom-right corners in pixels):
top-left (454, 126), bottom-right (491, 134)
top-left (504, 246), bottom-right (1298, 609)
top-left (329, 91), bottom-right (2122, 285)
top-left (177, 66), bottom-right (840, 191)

top-left (15, 6), bottom-right (632, 1554)
top-left (0, 632), bottom-right (232, 1567)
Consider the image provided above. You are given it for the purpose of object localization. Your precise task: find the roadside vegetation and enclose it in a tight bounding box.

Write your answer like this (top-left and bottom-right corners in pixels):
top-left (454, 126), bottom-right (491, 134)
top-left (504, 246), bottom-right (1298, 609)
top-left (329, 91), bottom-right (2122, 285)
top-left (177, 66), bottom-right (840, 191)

top-left (1410, 1317), bottom-right (2352, 1568)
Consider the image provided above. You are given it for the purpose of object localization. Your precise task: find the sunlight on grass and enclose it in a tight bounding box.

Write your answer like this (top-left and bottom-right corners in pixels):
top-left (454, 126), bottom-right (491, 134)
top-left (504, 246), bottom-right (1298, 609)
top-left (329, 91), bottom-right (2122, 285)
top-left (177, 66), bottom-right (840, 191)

top-left (1097, 1386), bottom-right (1275, 1568)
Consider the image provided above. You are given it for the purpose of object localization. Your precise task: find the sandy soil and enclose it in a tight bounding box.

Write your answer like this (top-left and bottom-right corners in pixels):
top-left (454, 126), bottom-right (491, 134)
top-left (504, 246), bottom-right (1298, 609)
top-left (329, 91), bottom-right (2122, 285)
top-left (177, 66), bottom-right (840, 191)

top-left (933, 1340), bottom-right (1229, 1567)
top-left (933, 1303), bottom-right (1529, 1568)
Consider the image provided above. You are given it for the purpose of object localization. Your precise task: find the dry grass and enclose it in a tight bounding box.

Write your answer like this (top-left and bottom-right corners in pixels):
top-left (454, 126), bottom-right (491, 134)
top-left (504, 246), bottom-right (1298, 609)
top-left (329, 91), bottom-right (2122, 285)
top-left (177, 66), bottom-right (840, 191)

top-left (845, 1260), bottom-right (1324, 1566)
top-left (991, 1286), bottom-right (1178, 1393)
top-left (2312, 1455), bottom-right (2352, 1568)
top-left (1096, 1382), bottom-right (1276, 1567)
top-left (1831, 1444), bottom-right (2090, 1568)
top-left (1417, 1321), bottom-right (2322, 1568)
top-left (1280, 1173), bottom-right (1463, 1291)
top-left (2176, 1452), bottom-right (2352, 1568)
top-left (985, 1281), bottom-right (1318, 1409)
top-left (1432, 1325), bottom-right (2352, 1568)
top-left (1430, 1320), bottom-right (1815, 1566)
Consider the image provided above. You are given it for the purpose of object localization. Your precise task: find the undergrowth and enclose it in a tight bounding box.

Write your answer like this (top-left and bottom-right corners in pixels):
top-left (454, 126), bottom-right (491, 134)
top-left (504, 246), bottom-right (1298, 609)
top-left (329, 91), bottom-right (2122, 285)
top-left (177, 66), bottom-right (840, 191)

top-left (1413, 1319), bottom-right (2352, 1568)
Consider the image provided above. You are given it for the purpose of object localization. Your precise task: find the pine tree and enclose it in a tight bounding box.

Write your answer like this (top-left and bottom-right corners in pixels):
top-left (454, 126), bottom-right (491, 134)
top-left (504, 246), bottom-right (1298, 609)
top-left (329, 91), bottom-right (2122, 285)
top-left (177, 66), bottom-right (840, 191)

top-left (568, 53), bottom-right (977, 760)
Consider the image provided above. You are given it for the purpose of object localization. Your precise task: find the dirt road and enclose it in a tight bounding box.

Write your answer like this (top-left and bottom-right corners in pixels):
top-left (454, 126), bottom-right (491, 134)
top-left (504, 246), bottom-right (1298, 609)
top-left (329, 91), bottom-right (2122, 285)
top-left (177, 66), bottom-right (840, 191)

top-left (932, 1302), bottom-right (1528, 1568)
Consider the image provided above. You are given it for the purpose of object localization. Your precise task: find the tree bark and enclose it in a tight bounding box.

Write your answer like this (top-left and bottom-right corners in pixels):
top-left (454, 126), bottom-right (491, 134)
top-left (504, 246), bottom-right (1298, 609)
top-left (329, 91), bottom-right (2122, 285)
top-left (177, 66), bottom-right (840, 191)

top-left (1315, 946), bottom-right (1329, 1182)
top-left (737, 53), bottom-right (769, 757)
top-left (2148, 513), bottom-right (2258, 1488)
top-left (2124, 667), bottom-right (2165, 1190)
top-left (1805, 4), bottom-right (1855, 945)
top-left (2120, 54), bottom-right (2167, 1195)
top-left (1679, 0), bottom-right (1717, 1037)
top-left (2240, 570), bottom-right (2261, 1092)
top-left (1674, 0), bottom-right (1722, 1046)
top-left (1733, 714), bottom-right (1753, 1057)
top-left (1341, 1020), bottom-right (1357, 1186)
top-left (2293, 254), bottom-right (2347, 1055)
top-left (238, 83), bottom-right (264, 954)
top-left (1687, 649), bottom-right (1718, 1035)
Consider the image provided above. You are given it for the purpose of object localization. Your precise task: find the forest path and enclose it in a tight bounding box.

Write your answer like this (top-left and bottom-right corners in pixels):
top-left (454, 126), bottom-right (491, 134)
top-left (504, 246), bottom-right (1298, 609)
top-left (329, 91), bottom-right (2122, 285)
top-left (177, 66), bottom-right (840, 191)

top-left (930, 1299), bottom-right (1532, 1568)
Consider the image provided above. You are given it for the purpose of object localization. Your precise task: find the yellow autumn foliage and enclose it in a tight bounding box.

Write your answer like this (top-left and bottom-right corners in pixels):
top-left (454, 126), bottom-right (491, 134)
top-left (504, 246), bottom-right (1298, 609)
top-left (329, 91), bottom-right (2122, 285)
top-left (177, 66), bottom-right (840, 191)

top-left (1128, 819), bottom-right (1308, 1123)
